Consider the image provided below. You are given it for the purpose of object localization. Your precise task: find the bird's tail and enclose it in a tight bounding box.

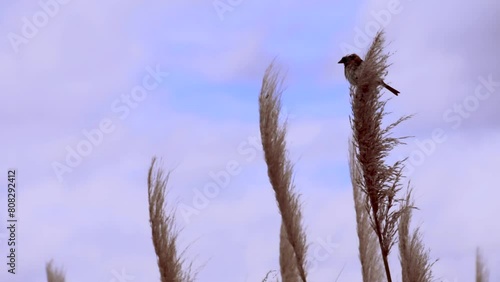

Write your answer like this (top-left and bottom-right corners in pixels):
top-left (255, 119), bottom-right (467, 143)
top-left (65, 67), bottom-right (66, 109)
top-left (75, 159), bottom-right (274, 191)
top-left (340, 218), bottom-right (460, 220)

top-left (381, 81), bottom-right (400, 96)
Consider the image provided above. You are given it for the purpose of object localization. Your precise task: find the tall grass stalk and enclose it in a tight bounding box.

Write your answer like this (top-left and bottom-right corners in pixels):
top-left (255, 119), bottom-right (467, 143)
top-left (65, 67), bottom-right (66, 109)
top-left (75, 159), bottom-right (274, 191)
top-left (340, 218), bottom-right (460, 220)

top-left (476, 248), bottom-right (489, 282)
top-left (398, 190), bottom-right (435, 282)
top-left (349, 30), bottom-right (410, 282)
top-left (258, 62), bottom-right (308, 282)
top-left (147, 157), bottom-right (194, 282)
top-left (46, 260), bottom-right (65, 282)
top-left (349, 141), bottom-right (385, 282)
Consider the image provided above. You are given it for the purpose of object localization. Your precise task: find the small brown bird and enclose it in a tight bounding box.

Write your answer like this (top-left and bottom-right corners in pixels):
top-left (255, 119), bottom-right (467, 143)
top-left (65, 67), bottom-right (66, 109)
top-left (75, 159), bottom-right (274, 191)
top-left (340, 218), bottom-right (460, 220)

top-left (338, 54), bottom-right (400, 96)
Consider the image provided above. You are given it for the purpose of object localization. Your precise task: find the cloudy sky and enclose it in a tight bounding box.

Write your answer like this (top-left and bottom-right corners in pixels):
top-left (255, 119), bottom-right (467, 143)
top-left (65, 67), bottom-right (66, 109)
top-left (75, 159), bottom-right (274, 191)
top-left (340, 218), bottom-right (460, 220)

top-left (0, 0), bottom-right (499, 281)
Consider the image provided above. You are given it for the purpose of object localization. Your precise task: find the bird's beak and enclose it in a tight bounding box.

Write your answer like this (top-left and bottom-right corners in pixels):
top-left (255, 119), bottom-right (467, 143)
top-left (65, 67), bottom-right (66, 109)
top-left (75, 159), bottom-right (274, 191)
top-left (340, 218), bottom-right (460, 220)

top-left (338, 58), bottom-right (344, 64)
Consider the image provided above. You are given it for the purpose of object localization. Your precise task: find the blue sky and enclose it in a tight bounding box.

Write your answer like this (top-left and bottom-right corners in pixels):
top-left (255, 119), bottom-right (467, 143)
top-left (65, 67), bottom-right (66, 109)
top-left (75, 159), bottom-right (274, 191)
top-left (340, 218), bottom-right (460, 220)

top-left (0, 0), bottom-right (499, 281)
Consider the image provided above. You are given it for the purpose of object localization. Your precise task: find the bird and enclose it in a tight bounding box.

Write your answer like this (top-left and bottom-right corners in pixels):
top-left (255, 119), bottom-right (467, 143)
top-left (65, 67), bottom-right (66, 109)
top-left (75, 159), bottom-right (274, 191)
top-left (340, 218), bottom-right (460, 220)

top-left (338, 53), bottom-right (400, 96)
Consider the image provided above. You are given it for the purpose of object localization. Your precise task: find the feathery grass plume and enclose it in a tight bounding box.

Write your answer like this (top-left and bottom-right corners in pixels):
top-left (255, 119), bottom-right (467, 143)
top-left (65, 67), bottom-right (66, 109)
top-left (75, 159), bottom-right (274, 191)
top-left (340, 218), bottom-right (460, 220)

top-left (349, 140), bottom-right (385, 282)
top-left (398, 190), bottom-right (435, 282)
top-left (258, 61), bottom-right (308, 282)
top-left (349, 30), bottom-right (411, 282)
top-left (148, 157), bottom-right (194, 282)
top-left (280, 222), bottom-right (300, 282)
top-left (476, 247), bottom-right (489, 282)
top-left (46, 260), bottom-right (65, 282)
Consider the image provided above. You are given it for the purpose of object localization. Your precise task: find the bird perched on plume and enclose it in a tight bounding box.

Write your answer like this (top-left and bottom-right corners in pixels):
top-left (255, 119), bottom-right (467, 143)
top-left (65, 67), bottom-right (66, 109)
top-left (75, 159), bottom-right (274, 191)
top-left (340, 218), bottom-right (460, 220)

top-left (338, 53), bottom-right (400, 96)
